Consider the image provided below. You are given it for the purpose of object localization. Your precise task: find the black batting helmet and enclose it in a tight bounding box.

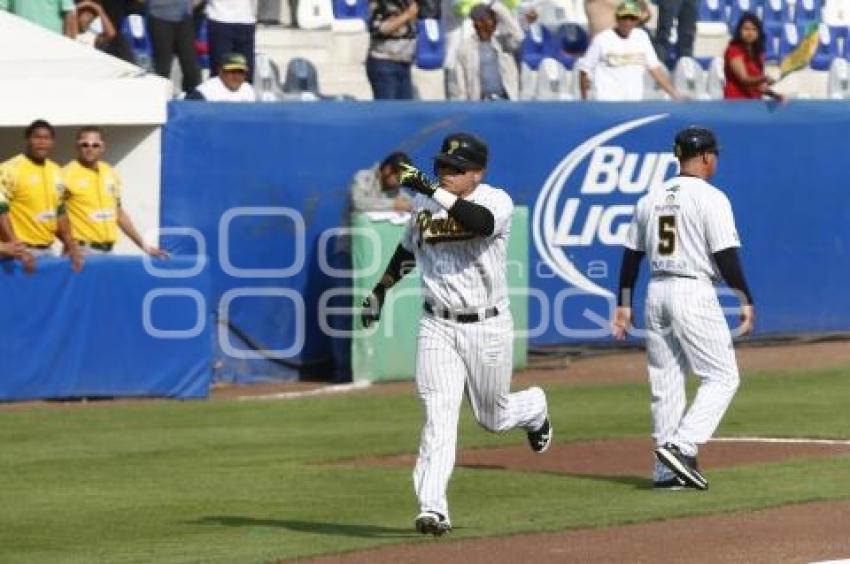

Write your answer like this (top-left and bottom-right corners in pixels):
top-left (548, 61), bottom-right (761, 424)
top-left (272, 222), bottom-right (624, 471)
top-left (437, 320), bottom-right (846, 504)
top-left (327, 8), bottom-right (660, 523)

top-left (434, 132), bottom-right (488, 172)
top-left (674, 126), bottom-right (719, 160)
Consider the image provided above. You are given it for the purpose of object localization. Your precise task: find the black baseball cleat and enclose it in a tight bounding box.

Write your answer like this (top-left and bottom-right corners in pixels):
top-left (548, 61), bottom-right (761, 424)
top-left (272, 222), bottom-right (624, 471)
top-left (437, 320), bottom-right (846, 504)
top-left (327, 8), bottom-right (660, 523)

top-left (654, 443), bottom-right (709, 490)
top-left (527, 417), bottom-right (553, 454)
top-left (415, 511), bottom-right (452, 537)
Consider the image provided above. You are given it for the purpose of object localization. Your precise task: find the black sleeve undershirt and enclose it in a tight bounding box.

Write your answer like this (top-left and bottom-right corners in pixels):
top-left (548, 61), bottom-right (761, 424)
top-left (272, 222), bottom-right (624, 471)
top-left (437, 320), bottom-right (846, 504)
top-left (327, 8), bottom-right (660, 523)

top-left (447, 199), bottom-right (495, 237)
top-left (379, 244), bottom-right (416, 289)
top-left (617, 248), bottom-right (645, 307)
top-left (713, 247), bottom-right (754, 305)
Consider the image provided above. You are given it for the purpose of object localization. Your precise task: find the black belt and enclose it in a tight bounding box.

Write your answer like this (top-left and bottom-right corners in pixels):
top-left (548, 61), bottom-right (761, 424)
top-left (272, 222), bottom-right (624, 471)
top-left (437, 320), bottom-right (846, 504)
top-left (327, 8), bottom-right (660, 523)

top-left (78, 241), bottom-right (114, 252)
top-left (24, 243), bottom-right (51, 249)
top-left (423, 302), bottom-right (499, 324)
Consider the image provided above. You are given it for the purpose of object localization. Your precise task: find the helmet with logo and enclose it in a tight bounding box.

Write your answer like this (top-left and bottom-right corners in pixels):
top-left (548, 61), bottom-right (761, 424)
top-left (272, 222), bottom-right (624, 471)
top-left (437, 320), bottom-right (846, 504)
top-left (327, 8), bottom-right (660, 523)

top-left (434, 132), bottom-right (488, 172)
top-left (674, 126), bottom-right (719, 160)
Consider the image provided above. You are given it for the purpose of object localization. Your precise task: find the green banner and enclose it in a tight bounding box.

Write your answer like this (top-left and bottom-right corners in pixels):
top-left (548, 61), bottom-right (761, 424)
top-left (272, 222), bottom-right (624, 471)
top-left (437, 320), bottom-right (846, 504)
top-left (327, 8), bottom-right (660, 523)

top-left (351, 208), bottom-right (529, 382)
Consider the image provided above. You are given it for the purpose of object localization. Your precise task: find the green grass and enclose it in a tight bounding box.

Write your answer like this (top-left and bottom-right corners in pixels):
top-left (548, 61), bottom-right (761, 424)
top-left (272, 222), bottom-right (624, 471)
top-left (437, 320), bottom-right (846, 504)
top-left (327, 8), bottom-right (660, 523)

top-left (1, 366), bottom-right (849, 563)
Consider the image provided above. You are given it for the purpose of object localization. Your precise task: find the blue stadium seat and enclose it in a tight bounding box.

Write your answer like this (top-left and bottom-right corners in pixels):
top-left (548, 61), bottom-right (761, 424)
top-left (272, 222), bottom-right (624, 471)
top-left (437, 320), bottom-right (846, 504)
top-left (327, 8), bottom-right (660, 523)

top-left (553, 23), bottom-right (588, 68)
top-left (795, 0), bottom-right (821, 27)
top-left (765, 26), bottom-right (782, 62)
top-left (699, 0), bottom-right (727, 21)
top-left (122, 14), bottom-right (153, 71)
top-left (728, 0), bottom-right (761, 30)
top-left (779, 22), bottom-right (803, 59)
top-left (830, 25), bottom-right (849, 57)
top-left (762, 0), bottom-right (791, 34)
top-left (332, 0), bottom-right (368, 21)
top-left (415, 19), bottom-right (445, 70)
top-left (811, 23), bottom-right (839, 69)
top-left (521, 23), bottom-right (552, 70)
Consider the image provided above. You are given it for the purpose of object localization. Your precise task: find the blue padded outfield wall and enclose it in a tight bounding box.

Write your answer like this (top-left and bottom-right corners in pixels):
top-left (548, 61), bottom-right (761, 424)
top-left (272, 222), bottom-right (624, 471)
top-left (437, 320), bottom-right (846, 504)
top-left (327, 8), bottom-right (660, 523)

top-left (0, 257), bottom-right (212, 400)
top-left (161, 101), bottom-right (850, 381)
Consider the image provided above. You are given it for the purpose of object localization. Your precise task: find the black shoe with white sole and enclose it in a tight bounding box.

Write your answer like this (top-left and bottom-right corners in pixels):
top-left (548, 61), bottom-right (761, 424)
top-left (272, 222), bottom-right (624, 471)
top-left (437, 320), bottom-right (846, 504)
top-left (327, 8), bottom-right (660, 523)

top-left (415, 511), bottom-right (452, 536)
top-left (652, 477), bottom-right (689, 490)
top-left (654, 443), bottom-right (709, 490)
top-left (527, 417), bottom-right (553, 453)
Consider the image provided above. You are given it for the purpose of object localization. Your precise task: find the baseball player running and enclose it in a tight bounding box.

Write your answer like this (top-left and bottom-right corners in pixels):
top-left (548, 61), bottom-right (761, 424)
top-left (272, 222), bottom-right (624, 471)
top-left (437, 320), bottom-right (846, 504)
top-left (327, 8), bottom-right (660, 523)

top-left (612, 126), bottom-right (755, 490)
top-left (361, 132), bottom-right (552, 535)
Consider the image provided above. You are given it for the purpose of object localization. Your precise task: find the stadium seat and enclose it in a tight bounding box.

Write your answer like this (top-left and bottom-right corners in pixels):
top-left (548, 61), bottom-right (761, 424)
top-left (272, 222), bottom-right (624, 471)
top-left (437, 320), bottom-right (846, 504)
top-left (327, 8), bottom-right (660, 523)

top-left (811, 23), bottom-right (839, 69)
top-left (699, 0), bottom-right (727, 21)
top-left (705, 55), bottom-right (726, 98)
top-left (254, 53), bottom-right (285, 101)
top-left (332, 0), bottom-right (368, 20)
top-left (830, 25), bottom-right (849, 56)
top-left (779, 22), bottom-right (803, 59)
top-left (123, 14), bottom-right (153, 71)
top-left (728, 0), bottom-right (761, 30)
top-left (282, 57), bottom-right (322, 100)
top-left (795, 0), bottom-right (821, 25)
top-left (534, 57), bottom-right (573, 100)
top-left (521, 23), bottom-right (551, 70)
top-left (822, 0), bottom-right (850, 26)
top-left (643, 65), bottom-right (673, 99)
top-left (827, 56), bottom-right (850, 97)
top-left (765, 25), bottom-right (783, 61)
top-left (554, 23), bottom-right (588, 68)
top-left (763, 0), bottom-right (791, 33)
top-left (297, 0), bottom-right (334, 29)
top-left (519, 62), bottom-right (538, 100)
top-left (415, 19), bottom-right (446, 70)
top-left (196, 17), bottom-right (210, 71)
top-left (673, 56), bottom-right (710, 98)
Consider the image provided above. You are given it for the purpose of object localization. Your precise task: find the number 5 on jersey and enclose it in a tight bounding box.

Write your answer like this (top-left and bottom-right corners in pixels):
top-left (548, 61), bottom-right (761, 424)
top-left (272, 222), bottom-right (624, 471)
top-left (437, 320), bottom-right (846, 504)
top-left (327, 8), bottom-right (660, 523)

top-left (658, 215), bottom-right (677, 255)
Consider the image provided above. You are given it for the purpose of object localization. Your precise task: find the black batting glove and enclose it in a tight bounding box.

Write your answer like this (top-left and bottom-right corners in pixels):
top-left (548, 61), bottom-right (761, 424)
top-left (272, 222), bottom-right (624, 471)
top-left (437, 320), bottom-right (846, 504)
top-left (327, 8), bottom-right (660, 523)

top-left (399, 163), bottom-right (437, 197)
top-left (361, 284), bottom-right (387, 328)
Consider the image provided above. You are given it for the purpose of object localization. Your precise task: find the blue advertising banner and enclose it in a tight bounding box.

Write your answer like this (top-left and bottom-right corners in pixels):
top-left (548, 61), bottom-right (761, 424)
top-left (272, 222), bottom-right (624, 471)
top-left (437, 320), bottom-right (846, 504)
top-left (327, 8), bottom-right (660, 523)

top-left (162, 101), bottom-right (850, 378)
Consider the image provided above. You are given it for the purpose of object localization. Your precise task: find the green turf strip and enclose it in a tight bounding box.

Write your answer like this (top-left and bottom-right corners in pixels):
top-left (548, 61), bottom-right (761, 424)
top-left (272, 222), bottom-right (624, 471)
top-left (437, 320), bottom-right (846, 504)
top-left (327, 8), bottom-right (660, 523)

top-left (0, 366), bottom-right (848, 563)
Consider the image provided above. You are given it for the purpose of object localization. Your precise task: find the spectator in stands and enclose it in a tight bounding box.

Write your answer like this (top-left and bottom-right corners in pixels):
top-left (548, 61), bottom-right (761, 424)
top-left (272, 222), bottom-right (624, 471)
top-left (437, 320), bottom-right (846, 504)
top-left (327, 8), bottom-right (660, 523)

top-left (577, 0), bottom-right (681, 100)
top-left (75, 1), bottom-right (117, 48)
top-left (655, 0), bottom-right (698, 66)
top-left (205, 0), bottom-right (257, 80)
top-left (0, 120), bottom-right (83, 272)
top-left (62, 126), bottom-right (169, 257)
top-left (147, 0), bottom-right (202, 93)
top-left (724, 12), bottom-right (785, 102)
top-left (448, 3), bottom-right (522, 100)
top-left (186, 52), bottom-right (257, 100)
top-left (350, 151), bottom-right (413, 212)
top-left (366, 0), bottom-right (418, 99)
top-left (98, 0), bottom-right (137, 63)
top-left (584, 0), bottom-right (649, 37)
top-left (0, 0), bottom-right (77, 38)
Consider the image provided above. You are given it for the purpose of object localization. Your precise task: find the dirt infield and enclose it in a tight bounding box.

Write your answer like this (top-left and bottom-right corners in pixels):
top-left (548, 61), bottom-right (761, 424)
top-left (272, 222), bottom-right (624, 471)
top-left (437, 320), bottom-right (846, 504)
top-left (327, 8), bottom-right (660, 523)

top-left (300, 500), bottom-right (850, 564)
top-left (353, 437), bottom-right (850, 479)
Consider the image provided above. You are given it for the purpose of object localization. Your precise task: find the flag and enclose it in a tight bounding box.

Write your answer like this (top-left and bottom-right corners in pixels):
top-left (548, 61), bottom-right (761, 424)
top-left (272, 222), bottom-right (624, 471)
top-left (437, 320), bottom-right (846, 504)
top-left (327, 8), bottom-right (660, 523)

top-left (780, 22), bottom-right (821, 78)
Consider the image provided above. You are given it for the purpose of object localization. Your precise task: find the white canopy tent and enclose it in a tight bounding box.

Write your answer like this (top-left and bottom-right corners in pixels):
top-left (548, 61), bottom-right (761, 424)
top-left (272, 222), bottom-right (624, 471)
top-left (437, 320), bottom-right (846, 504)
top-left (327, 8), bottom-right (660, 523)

top-left (0, 11), bottom-right (172, 254)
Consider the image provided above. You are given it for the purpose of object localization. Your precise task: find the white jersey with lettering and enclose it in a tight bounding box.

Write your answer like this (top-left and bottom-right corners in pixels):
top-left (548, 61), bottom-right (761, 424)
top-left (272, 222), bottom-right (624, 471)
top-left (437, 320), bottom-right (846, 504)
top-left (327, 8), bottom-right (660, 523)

top-left (624, 174), bottom-right (742, 482)
top-left (401, 182), bottom-right (548, 521)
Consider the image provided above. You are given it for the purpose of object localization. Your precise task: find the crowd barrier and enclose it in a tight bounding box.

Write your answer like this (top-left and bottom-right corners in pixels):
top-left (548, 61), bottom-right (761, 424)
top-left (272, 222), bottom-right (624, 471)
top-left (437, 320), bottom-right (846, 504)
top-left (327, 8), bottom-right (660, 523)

top-left (0, 256), bottom-right (212, 400)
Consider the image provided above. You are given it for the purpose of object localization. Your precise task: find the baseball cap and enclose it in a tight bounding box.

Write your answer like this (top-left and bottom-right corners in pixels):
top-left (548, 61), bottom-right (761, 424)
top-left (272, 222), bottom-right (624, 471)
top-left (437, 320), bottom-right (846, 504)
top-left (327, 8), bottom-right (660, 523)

top-left (434, 133), bottom-right (488, 171)
top-left (674, 126), bottom-right (720, 159)
top-left (220, 53), bottom-right (248, 72)
top-left (615, 0), bottom-right (642, 18)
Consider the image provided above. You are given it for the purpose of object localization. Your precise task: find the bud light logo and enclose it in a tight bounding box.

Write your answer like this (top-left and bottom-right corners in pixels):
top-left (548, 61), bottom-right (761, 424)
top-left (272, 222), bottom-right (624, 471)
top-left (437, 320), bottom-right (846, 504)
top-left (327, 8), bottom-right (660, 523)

top-left (532, 114), bottom-right (678, 297)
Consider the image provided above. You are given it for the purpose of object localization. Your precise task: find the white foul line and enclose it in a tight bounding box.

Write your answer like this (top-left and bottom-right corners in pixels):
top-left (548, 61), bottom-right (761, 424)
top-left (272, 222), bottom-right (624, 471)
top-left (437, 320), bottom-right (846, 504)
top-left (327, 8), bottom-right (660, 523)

top-left (236, 380), bottom-right (372, 401)
top-left (712, 437), bottom-right (850, 446)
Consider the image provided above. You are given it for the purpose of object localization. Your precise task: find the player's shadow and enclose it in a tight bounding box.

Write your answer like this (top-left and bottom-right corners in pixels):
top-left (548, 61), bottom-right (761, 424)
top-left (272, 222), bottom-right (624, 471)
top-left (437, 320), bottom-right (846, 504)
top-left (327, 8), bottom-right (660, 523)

top-left (192, 516), bottom-right (418, 538)
top-left (565, 473), bottom-right (653, 490)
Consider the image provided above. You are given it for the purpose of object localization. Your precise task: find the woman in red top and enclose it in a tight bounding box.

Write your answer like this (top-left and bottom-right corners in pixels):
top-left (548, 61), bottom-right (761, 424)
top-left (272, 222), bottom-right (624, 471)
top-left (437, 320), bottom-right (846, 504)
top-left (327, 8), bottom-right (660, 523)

top-left (724, 12), bottom-right (784, 101)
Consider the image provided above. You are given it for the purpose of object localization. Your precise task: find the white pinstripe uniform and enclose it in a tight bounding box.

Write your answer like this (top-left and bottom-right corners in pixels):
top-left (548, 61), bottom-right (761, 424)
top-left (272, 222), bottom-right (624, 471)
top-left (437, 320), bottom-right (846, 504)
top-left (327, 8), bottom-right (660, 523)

top-left (625, 175), bottom-right (741, 482)
top-left (402, 184), bottom-right (548, 521)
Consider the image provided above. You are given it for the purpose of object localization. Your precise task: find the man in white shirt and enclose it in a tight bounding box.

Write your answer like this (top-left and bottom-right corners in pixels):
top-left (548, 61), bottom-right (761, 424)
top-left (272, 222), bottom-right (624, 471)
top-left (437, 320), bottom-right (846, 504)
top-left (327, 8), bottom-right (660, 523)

top-left (187, 53), bottom-right (257, 101)
top-left (206, 0), bottom-right (257, 79)
top-left (577, 0), bottom-right (681, 101)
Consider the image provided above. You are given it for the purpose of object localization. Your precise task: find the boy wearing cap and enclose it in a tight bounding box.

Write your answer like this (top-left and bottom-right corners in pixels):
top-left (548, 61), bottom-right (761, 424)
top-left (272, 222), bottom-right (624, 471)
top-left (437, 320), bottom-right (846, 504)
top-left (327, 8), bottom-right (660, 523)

top-left (186, 53), bottom-right (257, 102)
top-left (577, 0), bottom-right (682, 101)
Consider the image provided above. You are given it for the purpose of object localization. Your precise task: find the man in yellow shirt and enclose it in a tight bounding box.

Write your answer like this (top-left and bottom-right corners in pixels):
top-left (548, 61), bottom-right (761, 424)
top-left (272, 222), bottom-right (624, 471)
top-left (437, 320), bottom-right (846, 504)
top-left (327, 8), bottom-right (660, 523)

top-left (63, 126), bottom-right (168, 258)
top-left (0, 120), bottom-right (83, 272)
